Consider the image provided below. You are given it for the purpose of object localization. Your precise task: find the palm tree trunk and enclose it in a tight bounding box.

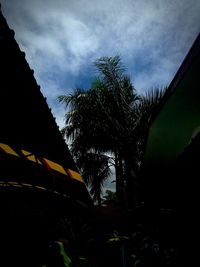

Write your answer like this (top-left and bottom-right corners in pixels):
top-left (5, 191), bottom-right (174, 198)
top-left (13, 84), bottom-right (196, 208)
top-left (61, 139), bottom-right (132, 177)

top-left (115, 150), bottom-right (120, 200)
top-left (124, 156), bottom-right (136, 209)
top-left (115, 150), bottom-right (125, 206)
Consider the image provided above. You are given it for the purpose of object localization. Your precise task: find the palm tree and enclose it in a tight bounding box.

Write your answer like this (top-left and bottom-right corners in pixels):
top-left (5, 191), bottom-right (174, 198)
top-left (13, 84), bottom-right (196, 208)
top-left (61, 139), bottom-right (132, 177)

top-left (76, 151), bottom-right (112, 205)
top-left (94, 56), bottom-right (139, 205)
top-left (58, 85), bottom-right (114, 204)
top-left (58, 56), bottom-right (138, 205)
top-left (58, 56), bottom-right (166, 207)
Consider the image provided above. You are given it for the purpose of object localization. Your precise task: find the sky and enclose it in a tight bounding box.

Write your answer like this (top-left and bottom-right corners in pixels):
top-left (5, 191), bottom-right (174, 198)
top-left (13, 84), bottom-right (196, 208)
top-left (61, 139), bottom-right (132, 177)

top-left (0, 0), bottom-right (200, 132)
top-left (1, 0), bottom-right (200, 132)
top-left (1, 0), bottom-right (200, 193)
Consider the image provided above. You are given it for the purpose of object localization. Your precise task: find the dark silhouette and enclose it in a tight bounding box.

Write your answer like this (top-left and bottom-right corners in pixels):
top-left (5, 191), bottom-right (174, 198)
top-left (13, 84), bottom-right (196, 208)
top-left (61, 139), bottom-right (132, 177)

top-left (0, 5), bottom-right (92, 266)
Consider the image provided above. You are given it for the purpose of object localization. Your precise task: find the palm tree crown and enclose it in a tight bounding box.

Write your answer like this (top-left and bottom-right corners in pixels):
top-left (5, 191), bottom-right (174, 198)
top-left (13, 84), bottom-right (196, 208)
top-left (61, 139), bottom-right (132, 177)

top-left (58, 56), bottom-right (167, 206)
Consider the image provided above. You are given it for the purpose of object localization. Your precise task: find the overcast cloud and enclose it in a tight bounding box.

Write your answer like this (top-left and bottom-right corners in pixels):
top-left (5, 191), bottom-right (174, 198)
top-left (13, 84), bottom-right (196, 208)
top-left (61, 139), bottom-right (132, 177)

top-left (1, 0), bottom-right (200, 129)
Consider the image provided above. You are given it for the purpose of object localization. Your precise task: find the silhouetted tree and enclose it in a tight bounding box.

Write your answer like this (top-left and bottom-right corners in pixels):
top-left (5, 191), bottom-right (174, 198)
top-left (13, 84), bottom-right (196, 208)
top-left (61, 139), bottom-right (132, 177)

top-left (58, 57), bottom-right (166, 207)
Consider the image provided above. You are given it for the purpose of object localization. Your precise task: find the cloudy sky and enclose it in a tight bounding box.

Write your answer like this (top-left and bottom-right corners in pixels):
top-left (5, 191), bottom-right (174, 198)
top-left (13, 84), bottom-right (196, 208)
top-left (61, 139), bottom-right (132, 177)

top-left (1, 0), bottom-right (200, 132)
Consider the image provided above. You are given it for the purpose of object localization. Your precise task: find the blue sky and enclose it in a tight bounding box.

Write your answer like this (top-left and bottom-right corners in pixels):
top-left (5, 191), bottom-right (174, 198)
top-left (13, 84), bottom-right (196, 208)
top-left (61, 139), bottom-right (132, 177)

top-left (1, 0), bottom-right (200, 193)
top-left (1, 0), bottom-right (200, 132)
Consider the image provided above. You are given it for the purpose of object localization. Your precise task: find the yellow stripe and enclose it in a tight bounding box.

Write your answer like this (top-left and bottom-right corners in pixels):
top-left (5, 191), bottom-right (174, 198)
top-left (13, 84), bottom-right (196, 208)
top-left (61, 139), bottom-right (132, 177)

top-left (43, 158), bottom-right (68, 175)
top-left (0, 143), bottom-right (19, 157)
top-left (67, 169), bottom-right (84, 182)
top-left (21, 149), bottom-right (42, 164)
top-left (7, 182), bottom-right (18, 185)
top-left (35, 185), bottom-right (47, 191)
top-left (21, 183), bottom-right (33, 187)
top-left (0, 143), bottom-right (84, 184)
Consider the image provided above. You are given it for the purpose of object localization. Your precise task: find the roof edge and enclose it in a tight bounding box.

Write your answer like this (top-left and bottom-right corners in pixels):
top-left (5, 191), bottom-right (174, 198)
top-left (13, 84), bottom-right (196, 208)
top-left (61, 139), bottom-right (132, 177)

top-left (150, 32), bottom-right (200, 125)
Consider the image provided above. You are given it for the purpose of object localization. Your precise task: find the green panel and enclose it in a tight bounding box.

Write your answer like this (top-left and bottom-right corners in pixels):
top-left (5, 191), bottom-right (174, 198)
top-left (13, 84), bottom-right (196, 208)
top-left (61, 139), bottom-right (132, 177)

top-left (144, 52), bottom-right (200, 167)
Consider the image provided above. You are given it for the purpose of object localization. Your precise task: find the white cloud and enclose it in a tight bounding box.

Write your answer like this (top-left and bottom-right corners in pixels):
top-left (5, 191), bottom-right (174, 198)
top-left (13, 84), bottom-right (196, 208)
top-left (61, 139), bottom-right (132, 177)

top-left (1, 0), bottom-right (199, 194)
top-left (1, 0), bottom-right (200, 129)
